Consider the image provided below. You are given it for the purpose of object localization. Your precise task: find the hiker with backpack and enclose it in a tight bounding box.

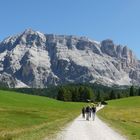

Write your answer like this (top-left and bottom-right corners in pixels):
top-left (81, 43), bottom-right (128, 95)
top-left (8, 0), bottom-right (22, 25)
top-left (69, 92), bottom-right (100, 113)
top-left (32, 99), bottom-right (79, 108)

top-left (85, 106), bottom-right (91, 121)
top-left (91, 105), bottom-right (96, 120)
top-left (81, 107), bottom-right (85, 118)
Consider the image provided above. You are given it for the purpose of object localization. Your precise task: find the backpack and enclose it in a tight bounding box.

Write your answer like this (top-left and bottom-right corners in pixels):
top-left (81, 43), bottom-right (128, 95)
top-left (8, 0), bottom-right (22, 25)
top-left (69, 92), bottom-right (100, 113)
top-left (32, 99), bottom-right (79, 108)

top-left (92, 107), bottom-right (96, 113)
top-left (85, 106), bottom-right (90, 112)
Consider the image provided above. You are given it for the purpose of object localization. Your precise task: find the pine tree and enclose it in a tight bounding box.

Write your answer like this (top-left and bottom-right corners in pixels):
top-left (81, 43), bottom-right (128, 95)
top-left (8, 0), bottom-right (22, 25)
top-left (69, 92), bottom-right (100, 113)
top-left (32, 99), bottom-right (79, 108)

top-left (109, 90), bottom-right (116, 100)
top-left (85, 87), bottom-right (92, 101)
top-left (96, 91), bottom-right (102, 102)
top-left (79, 86), bottom-right (85, 101)
top-left (130, 86), bottom-right (134, 96)
top-left (75, 88), bottom-right (80, 101)
top-left (57, 88), bottom-right (65, 101)
top-left (72, 91), bottom-right (76, 102)
top-left (64, 90), bottom-right (72, 101)
top-left (117, 93), bottom-right (121, 99)
top-left (138, 88), bottom-right (140, 96)
top-left (57, 87), bottom-right (72, 101)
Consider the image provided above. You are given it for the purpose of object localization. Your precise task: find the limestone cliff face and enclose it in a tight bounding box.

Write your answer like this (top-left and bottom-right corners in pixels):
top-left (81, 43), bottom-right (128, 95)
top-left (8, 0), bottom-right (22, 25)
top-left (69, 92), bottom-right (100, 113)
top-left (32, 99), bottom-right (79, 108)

top-left (101, 40), bottom-right (137, 68)
top-left (0, 29), bottom-right (139, 87)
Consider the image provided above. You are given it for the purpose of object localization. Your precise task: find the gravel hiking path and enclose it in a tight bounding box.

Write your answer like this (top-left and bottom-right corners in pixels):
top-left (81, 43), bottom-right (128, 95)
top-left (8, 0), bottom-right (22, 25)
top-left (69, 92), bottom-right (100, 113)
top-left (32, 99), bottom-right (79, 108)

top-left (54, 106), bottom-right (127, 140)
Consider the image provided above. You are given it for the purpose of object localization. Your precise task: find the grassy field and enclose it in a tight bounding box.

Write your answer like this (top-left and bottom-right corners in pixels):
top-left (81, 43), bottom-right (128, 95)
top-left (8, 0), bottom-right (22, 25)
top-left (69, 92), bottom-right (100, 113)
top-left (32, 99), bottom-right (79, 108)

top-left (0, 90), bottom-right (86, 140)
top-left (98, 97), bottom-right (140, 140)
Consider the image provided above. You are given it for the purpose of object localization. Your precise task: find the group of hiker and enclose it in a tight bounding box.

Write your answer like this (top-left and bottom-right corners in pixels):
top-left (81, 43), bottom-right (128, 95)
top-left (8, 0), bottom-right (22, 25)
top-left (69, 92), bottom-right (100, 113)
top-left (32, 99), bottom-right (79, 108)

top-left (82, 105), bottom-right (96, 121)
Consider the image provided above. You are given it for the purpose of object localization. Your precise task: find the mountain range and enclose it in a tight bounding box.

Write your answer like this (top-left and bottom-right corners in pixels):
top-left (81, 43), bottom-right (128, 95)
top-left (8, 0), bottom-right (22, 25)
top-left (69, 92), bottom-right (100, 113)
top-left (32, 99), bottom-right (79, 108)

top-left (0, 29), bottom-right (139, 88)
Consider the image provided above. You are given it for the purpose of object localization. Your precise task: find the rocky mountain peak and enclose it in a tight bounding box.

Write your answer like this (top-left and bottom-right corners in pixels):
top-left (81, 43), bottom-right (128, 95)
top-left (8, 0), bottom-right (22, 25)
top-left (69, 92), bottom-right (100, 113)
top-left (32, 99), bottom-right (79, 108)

top-left (101, 39), bottom-right (117, 57)
top-left (20, 29), bottom-right (46, 45)
top-left (0, 29), bottom-right (139, 87)
top-left (23, 28), bottom-right (37, 34)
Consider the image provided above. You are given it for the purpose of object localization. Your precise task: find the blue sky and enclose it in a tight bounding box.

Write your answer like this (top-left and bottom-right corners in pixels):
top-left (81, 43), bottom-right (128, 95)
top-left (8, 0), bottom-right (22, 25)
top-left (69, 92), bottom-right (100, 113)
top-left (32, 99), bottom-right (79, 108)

top-left (0, 0), bottom-right (140, 59)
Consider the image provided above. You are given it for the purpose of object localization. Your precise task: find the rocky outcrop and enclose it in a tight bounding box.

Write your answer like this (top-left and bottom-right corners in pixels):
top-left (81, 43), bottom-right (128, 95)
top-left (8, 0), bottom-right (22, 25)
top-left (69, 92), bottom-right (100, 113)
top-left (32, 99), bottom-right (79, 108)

top-left (101, 39), bottom-right (117, 57)
top-left (0, 29), bottom-right (139, 87)
top-left (0, 72), bottom-right (17, 87)
top-left (101, 40), bottom-right (137, 68)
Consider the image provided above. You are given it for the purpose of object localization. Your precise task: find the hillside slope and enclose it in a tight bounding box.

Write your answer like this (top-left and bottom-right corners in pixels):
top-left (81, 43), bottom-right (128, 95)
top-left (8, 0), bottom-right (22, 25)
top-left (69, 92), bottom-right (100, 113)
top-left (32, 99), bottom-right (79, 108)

top-left (0, 90), bottom-right (85, 140)
top-left (98, 97), bottom-right (140, 140)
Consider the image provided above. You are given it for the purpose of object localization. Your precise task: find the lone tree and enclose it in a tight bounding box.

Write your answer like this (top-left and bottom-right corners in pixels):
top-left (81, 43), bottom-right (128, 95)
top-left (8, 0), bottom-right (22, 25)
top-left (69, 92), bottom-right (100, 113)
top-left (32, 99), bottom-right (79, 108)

top-left (130, 86), bottom-right (134, 96)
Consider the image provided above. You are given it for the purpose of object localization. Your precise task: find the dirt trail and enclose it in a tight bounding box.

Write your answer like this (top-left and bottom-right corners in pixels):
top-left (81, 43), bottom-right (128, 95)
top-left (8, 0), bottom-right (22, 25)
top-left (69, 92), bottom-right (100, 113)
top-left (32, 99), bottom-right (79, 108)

top-left (55, 106), bottom-right (127, 140)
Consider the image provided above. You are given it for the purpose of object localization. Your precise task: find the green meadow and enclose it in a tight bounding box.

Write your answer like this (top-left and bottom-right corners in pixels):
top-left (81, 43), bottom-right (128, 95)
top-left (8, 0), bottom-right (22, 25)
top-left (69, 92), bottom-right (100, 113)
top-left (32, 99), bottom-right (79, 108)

top-left (98, 97), bottom-right (140, 140)
top-left (0, 90), bottom-right (86, 140)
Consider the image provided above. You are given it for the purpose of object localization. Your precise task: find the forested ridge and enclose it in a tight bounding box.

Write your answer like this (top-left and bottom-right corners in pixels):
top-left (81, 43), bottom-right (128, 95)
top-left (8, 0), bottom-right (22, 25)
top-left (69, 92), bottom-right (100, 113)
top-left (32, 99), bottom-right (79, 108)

top-left (0, 82), bottom-right (139, 102)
